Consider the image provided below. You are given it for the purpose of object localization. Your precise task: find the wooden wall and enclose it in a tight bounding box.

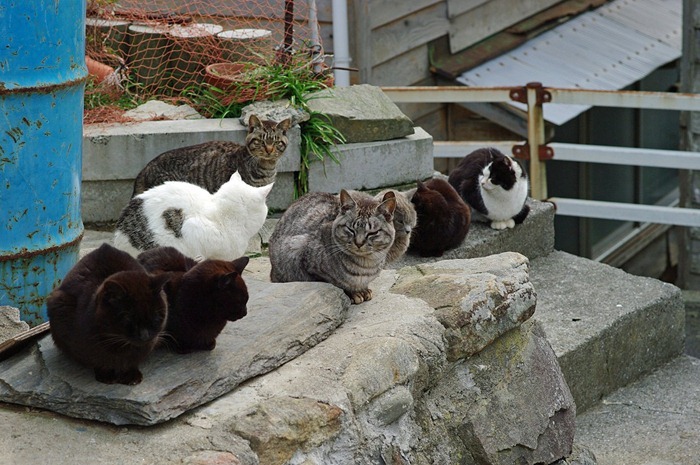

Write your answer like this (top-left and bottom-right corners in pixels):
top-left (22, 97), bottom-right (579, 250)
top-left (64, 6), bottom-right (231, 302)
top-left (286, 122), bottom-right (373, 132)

top-left (317, 0), bottom-right (558, 167)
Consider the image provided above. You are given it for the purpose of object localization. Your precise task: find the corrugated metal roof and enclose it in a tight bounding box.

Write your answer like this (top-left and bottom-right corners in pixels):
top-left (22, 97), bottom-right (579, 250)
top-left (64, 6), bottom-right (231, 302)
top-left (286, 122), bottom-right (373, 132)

top-left (456, 0), bottom-right (682, 125)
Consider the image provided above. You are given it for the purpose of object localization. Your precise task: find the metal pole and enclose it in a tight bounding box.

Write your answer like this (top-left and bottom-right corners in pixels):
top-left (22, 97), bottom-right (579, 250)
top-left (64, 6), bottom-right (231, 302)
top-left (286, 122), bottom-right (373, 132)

top-left (526, 83), bottom-right (547, 199)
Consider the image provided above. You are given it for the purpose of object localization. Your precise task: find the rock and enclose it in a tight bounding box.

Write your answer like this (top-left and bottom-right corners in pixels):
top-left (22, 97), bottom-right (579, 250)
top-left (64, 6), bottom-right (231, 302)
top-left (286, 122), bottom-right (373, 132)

top-left (0, 306), bottom-right (29, 344)
top-left (421, 320), bottom-right (576, 465)
top-left (240, 100), bottom-right (310, 127)
top-left (305, 84), bottom-right (415, 143)
top-left (0, 278), bottom-right (349, 425)
top-left (122, 100), bottom-right (203, 121)
top-left (390, 253), bottom-right (537, 361)
top-left (551, 444), bottom-right (598, 465)
top-left (229, 396), bottom-right (343, 465)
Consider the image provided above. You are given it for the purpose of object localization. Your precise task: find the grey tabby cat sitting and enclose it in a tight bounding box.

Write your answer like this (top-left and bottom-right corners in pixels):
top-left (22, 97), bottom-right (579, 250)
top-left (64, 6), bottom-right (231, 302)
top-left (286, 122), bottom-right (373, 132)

top-left (269, 189), bottom-right (397, 304)
top-left (131, 114), bottom-right (291, 196)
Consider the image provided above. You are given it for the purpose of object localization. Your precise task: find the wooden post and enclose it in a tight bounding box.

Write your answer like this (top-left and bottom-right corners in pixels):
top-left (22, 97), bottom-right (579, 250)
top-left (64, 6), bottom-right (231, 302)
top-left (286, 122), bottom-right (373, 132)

top-left (526, 82), bottom-right (548, 200)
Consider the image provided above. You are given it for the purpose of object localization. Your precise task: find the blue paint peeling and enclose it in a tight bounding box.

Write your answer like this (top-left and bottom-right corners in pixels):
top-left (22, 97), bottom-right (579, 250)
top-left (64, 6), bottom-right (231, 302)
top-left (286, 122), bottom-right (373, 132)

top-left (0, 0), bottom-right (87, 325)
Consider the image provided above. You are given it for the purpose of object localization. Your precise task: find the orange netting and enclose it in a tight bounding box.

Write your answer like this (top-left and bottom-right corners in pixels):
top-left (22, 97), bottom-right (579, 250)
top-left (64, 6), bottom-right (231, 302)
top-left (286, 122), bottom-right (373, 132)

top-left (85, 0), bottom-right (332, 120)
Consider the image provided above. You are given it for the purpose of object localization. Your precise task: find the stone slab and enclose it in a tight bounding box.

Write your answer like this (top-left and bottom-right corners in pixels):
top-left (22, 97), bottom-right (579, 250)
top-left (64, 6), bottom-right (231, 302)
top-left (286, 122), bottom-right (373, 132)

top-left (0, 278), bottom-right (349, 426)
top-left (530, 250), bottom-right (685, 412)
top-left (576, 355), bottom-right (700, 465)
top-left (305, 84), bottom-right (415, 143)
top-left (83, 119), bottom-right (301, 180)
top-left (307, 126), bottom-right (434, 193)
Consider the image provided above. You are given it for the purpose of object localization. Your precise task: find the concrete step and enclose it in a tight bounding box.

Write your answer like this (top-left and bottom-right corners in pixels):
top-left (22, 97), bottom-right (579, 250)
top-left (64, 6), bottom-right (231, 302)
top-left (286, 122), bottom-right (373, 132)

top-left (575, 355), bottom-right (700, 465)
top-left (530, 251), bottom-right (685, 413)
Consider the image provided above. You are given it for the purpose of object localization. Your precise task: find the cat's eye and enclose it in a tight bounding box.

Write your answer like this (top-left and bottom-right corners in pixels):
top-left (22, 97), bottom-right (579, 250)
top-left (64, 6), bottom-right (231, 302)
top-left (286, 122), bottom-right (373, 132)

top-left (276, 142), bottom-right (286, 151)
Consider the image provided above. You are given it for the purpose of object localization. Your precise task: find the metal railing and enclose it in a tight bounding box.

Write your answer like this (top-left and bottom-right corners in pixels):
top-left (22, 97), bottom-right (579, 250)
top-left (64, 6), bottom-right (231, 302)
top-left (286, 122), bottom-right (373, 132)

top-left (381, 84), bottom-right (700, 228)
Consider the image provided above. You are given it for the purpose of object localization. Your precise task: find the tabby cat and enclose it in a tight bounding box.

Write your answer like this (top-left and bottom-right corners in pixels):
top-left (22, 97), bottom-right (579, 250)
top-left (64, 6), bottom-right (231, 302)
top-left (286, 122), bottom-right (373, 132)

top-left (132, 114), bottom-right (291, 196)
top-left (47, 243), bottom-right (169, 385)
top-left (409, 178), bottom-right (471, 257)
top-left (373, 189), bottom-right (416, 263)
top-left (137, 247), bottom-right (250, 354)
top-left (448, 147), bottom-right (530, 230)
top-left (269, 189), bottom-right (396, 304)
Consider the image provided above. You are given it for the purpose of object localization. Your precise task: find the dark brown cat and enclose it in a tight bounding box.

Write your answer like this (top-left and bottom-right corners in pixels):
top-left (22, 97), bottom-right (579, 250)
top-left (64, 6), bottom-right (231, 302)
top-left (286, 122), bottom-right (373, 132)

top-left (131, 114), bottom-right (291, 196)
top-left (47, 243), bottom-right (169, 385)
top-left (137, 247), bottom-right (250, 353)
top-left (409, 178), bottom-right (471, 257)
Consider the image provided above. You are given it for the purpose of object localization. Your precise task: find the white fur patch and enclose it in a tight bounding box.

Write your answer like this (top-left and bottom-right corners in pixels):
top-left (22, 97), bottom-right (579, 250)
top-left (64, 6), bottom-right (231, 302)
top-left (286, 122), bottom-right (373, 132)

top-left (479, 158), bottom-right (528, 226)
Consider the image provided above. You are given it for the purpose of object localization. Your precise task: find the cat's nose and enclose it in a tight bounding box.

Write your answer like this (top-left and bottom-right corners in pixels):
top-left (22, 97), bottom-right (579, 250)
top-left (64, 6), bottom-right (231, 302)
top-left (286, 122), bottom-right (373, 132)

top-left (138, 328), bottom-right (151, 342)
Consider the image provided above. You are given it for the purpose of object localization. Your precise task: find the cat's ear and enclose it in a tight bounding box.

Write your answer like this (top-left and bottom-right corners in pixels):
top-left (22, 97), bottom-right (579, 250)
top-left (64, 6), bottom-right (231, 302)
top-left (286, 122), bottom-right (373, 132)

top-left (231, 256), bottom-right (250, 272)
top-left (149, 272), bottom-right (171, 292)
top-left (378, 191), bottom-right (397, 220)
top-left (258, 182), bottom-right (274, 198)
top-left (230, 171), bottom-right (243, 182)
top-left (277, 118), bottom-right (292, 132)
top-left (339, 189), bottom-right (356, 212)
top-left (416, 180), bottom-right (427, 191)
top-left (248, 114), bottom-right (262, 129)
top-left (404, 187), bottom-right (418, 200)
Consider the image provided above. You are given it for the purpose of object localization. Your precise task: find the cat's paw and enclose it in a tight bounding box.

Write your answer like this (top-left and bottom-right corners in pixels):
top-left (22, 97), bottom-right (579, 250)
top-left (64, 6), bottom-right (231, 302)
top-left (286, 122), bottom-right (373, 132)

top-left (95, 367), bottom-right (143, 385)
top-left (346, 289), bottom-right (373, 304)
top-left (490, 219), bottom-right (515, 230)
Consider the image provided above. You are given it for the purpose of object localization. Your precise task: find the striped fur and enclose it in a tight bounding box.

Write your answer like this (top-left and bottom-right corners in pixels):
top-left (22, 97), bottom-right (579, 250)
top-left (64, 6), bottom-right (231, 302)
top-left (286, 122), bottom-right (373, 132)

top-left (269, 189), bottom-right (396, 304)
top-left (132, 115), bottom-right (291, 196)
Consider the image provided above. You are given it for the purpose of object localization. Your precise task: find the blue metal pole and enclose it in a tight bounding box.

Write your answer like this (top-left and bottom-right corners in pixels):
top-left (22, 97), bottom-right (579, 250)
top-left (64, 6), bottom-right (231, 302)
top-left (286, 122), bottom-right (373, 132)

top-left (0, 1), bottom-right (87, 325)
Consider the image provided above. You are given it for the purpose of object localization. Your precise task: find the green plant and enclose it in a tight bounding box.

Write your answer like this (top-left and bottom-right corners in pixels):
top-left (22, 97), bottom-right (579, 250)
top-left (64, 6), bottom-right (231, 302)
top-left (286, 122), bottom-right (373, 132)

top-left (296, 111), bottom-right (346, 197)
top-left (183, 84), bottom-right (246, 119)
top-left (84, 78), bottom-right (147, 112)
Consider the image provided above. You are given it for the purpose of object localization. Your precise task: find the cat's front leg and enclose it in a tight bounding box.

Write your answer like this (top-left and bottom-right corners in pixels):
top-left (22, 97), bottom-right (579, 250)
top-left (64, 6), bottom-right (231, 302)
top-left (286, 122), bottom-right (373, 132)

top-left (345, 288), bottom-right (372, 304)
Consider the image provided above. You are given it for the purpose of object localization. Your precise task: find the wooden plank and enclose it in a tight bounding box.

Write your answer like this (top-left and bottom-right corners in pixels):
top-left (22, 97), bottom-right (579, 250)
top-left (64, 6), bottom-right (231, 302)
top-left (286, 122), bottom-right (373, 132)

top-left (371, 45), bottom-right (432, 86)
top-left (371, 2), bottom-right (449, 66)
top-left (351, 0), bottom-right (373, 82)
top-left (446, 0), bottom-right (490, 18)
top-left (448, 0), bottom-right (562, 53)
top-left (369, 0), bottom-right (442, 29)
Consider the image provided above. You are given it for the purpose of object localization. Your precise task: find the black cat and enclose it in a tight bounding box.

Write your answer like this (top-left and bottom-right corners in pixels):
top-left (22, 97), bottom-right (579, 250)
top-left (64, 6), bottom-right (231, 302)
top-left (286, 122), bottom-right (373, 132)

top-left (47, 243), bottom-right (169, 385)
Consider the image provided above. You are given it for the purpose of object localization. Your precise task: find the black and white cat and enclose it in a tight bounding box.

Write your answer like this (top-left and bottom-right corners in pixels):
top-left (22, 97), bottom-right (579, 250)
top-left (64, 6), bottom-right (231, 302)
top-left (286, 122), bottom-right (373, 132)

top-left (448, 147), bottom-right (529, 230)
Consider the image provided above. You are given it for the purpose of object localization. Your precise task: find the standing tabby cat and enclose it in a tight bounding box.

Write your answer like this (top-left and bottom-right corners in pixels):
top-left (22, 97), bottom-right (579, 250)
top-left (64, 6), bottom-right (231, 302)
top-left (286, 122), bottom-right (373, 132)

top-left (269, 190), bottom-right (396, 304)
top-left (448, 147), bottom-right (529, 230)
top-left (409, 178), bottom-right (471, 257)
top-left (47, 243), bottom-right (169, 385)
top-left (138, 247), bottom-right (250, 354)
top-left (132, 114), bottom-right (291, 196)
top-left (114, 171), bottom-right (272, 260)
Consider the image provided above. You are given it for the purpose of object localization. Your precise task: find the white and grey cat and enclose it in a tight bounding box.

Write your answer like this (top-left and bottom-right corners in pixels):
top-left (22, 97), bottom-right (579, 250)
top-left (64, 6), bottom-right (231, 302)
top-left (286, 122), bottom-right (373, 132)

top-left (114, 171), bottom-right (272, 260)
top-left (448, 147), bottom-right (529, 230)
top-left (268, 189), bottom-right (396, 304)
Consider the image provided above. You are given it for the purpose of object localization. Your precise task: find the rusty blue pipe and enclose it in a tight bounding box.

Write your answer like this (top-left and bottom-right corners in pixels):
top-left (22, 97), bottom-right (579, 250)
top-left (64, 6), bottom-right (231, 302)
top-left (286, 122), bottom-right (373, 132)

top-left (0, 1), bottom-right (87, 325)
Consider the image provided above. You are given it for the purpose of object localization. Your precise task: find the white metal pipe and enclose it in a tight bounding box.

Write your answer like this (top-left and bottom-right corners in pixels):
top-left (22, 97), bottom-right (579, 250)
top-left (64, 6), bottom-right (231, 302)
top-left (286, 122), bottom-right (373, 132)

top-left (331, 0), bottom-right (351, 86)
top-left (550, 198), bottom-right (700, 227)
top-left (433, 141), bottom-right (522, 159)
top-left (381, 86), bottom-right (514, 103)
top-left (548, 88), bottom-right (700, 111)
top-left (549, 143), bottom-right (700, 170)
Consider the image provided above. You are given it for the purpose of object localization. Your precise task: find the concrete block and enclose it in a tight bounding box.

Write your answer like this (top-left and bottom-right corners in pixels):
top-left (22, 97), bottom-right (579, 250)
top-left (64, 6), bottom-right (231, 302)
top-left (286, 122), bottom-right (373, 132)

top-left (83, 119), bottom-right (301, 181)
top-left (530, 251), bottom-right (685, 412)
top-left (307, 127), bottom-right (433, 193)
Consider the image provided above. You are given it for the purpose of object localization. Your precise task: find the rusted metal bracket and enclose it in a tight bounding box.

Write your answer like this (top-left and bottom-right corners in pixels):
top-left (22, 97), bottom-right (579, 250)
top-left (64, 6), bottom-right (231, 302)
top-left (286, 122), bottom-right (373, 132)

top-left (509, 82), bottom-right (552, 105)
top-left (512, 143), bottom-right (555, 161)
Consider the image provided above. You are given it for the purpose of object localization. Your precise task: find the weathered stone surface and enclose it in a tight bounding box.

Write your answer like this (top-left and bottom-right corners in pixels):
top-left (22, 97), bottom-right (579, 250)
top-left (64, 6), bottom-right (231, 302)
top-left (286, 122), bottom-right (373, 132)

top-left (229, 396), bottom-right (343, 465)
top-left (390, 253), bottom-right (536, 361)
top-left (240, 99), bottom-right (310, 127)
top-left (420, 320), bottom-right (576, 465)
top-left (305, 84), bottom-right (415, 143)
top-left (551, 444), bottom-right (598, 465)
top-left (122, 100), bottom-right (203, 121)
top-left (0, 278), bottom-right (349, 426)
top-left (0, 306), bottom-right (29, 344)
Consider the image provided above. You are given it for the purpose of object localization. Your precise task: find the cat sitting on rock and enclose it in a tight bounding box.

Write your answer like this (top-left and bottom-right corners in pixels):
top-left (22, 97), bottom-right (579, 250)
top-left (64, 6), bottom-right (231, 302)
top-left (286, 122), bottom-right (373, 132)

top-left (448, 147), bottom-right (530, 230)
top-left (47, 244), bottom-right (252, 385)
